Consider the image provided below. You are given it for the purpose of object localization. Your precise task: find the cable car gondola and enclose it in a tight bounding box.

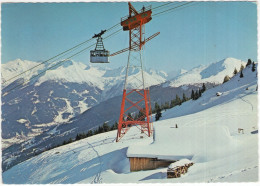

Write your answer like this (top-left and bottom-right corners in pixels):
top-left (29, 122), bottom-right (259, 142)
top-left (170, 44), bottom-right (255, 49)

top-left (90, 30), bottom-right (110, 63)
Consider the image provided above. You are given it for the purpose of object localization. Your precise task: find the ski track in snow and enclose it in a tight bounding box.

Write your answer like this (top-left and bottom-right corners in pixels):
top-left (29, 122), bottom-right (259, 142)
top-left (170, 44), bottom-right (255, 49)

top-left (207, 165), bottom-right (258, 183)
top-left (87, 142), bottom-right (102, 184)
top-left (239, 92), bottom-right (254, 111)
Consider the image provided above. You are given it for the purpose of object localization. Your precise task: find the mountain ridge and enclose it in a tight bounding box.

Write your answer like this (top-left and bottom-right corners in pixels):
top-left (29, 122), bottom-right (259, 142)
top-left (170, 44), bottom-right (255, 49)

top-left (168, 57), bottom-right (246, 87)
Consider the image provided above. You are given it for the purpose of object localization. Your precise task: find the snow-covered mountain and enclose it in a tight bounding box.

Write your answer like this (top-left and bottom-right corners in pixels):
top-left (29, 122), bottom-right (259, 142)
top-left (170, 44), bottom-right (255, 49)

top-left (2, 61), bottom-right (257, 183)
top-left (1, 59), bottom-right (168, 149)
top-left (166, 68), bottom-right (188, 80)
top-left (1, 59), bottom-right (45, 86)
top-left (168, 57), bottom-right (246, 87)
top-left (2, 59), bottom-right (167, 91)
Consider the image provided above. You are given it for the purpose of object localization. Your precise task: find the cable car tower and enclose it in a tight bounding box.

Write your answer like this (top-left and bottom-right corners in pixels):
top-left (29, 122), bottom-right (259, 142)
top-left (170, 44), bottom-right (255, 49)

top-left (90, 30), bottom-right (110, 63)
top-left (114, 2), bottom-right (160, 142)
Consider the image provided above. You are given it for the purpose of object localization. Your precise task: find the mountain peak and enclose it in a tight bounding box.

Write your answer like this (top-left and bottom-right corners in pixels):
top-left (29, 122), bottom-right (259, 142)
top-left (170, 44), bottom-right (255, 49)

top-left (180, 69), bottom-right (188, 74)
top-left (169, 57), bottom-right (247, 87)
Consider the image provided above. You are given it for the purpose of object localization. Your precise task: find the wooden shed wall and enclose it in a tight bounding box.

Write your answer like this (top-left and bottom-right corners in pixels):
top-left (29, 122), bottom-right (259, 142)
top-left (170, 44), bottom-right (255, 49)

top-left (129, 157), bottom-right (175, 172)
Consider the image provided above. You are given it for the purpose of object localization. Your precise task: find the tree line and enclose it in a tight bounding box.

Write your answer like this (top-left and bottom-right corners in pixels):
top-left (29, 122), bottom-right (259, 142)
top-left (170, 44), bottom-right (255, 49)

top-left (63, 122), bottom-right (119, 145)
top-left (154, 83), bottom-right (206, 121)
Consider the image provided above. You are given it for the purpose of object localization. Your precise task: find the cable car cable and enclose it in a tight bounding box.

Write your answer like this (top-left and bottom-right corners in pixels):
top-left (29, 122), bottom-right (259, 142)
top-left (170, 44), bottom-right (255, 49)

top-left (153, 1), bottom-right (195, 17)
top-left (152, 2), bottom-right (186, 14)
top-left (152, 2), bottom-right (183, 12)
top-left (153, 2), bottom-right (199, 18)
top-left (152, 2), bottom-right (173, 10)
top-left (106, 22), bottom-right (121, 32)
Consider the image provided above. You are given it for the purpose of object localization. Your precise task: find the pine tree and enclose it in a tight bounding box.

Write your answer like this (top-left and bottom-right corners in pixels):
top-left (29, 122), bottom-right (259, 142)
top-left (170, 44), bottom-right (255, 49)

top-left (78, 132), bottom-right (86, 139)
top-left (182, 93), bottom-right (187, 102)
top-left (233, 68), bottom-right (238, 75)
top-left (160, 102), bottom-right (165, 111)
top-left (223, 75), bottom-right (230, 83)
top-left (98, 126), bottom-right (104, 133)
top-left (246, 59), bottom-right (252, 67)
top-left (68, 138), bottom-right (73, 143)
top-left (155, 108), bottom-right (162, 121)
top-left (202, 83), bottom-right (206, 93)
top-left (240, 70), bottom-right (244, 78)
top-left (240, 64), bottom-right (245, 72)
top-left (154, 102), bottom-right (161, 113)
top-left (199, 89), bottom-right (202, 98)
top-left (111, 122), bottom-right (118, 130)
top-left (103, 122), bottom-right (110, 132)
top-left (114, 122), bottom-right (118, 129)
top-left (194, 90), bottom-right (199, 100)
top-left (175, 94), bottom-right (181, 105)
top-left (170, 99), bottom-right (175, 108)
top-left (252, 62), bottom-right (256, 72)
top-left (75, 134), bottom-right (80, 141)
top-left (163, 101), bottom-right (170, 110)
top-left (137, 110), bottom-right (145, 121)
top-left (87, 130), bottom-right (93, 137)
top-left (191, 89), bottom-right (195, 100)
top-left (127, 113), bottom-right (133, 121)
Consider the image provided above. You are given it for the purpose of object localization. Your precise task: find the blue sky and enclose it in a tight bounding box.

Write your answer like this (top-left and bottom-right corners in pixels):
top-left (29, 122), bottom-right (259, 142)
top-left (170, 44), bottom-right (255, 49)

top-left (1, 1), bottom-right (258, 72)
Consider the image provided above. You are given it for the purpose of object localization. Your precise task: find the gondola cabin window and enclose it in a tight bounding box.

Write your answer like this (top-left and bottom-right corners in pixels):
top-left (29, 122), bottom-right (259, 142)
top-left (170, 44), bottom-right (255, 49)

top-left (90, 50), bottom-right (109, 63)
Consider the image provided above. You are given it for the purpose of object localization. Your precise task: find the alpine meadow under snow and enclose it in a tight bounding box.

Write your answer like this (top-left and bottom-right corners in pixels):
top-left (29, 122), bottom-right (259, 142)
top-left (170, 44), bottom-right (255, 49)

top-left (2, 61), bottom-right (258, 183)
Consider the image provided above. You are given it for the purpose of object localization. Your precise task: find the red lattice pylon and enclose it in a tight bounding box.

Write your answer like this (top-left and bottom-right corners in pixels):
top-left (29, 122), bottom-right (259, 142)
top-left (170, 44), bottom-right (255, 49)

top-left (116, 3), bottom-right (154, 142)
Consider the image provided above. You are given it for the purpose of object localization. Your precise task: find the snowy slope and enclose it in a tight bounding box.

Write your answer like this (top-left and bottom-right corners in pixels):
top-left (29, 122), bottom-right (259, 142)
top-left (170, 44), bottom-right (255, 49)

top-left (3, 63), bottom-right (258, 183)
top-left (169, 57), bottom-right (246, 87)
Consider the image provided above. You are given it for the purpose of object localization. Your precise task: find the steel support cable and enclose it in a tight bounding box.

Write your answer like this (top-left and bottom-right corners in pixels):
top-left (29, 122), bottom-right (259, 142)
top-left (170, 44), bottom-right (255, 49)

top-left (152, 1), bottom-right (186, 15)
top-left (106, 22), bottom-right (121, 32)
top-left (152, 2), bottom-right (181, 11)
top-left (153, 2), bottom-right (199, 18)
top-left (153, 1), bottom-right (195, 17)
top-left (2, 28), bottom-right (122, 95)
top-left (2, 23), bottom-right (121, 86)
top-left (152, 2), bottom-right (173, 10)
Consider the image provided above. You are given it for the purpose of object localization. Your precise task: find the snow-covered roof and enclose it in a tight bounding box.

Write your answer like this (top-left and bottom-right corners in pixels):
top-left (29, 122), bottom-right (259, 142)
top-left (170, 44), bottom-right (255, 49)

top-left (127, 125), bottom-right (236, 162)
